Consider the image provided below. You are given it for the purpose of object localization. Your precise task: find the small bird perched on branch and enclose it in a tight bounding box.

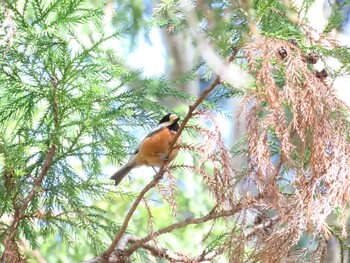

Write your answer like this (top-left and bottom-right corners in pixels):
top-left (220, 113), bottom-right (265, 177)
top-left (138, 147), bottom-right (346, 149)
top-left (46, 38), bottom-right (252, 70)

top-left (111, 113), bottom-right (181, 185)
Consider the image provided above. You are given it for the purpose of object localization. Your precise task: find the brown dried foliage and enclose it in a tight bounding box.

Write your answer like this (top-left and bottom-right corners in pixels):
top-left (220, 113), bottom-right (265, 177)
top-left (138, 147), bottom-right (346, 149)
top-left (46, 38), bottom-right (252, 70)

top-left (156, 169), bottom-right (179, 216)
top-left (239, 35), bottom-right (350, 262)
top-left (184, 111), bottom-right (237, 208)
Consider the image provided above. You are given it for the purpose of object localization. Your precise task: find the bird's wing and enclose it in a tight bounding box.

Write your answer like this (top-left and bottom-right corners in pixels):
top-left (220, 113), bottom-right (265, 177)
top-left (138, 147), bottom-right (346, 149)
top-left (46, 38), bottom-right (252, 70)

top-left (144, 125), bottom-right (165, 138)
top-left (131, 125), bottom-right (165, 156)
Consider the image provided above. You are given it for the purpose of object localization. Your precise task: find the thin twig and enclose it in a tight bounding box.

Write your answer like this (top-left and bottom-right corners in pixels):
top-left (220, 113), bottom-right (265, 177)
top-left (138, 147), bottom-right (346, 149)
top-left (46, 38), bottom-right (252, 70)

top-left (167, 46), bottom-right (241, 151)
top-left (19, 145), bottom-right (56, 211)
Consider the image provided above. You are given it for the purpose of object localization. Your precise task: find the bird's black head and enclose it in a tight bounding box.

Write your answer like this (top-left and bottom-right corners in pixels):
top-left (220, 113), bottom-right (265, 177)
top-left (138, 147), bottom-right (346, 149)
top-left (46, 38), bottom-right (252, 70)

top-left (159, 113), bottom-right (179, 124)
top-left (159, 113), bottom-right (180, 131)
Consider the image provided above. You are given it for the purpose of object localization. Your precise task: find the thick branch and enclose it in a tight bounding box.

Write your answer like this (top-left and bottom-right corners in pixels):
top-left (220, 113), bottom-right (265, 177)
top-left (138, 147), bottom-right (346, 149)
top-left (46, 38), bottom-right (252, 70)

top-left (127, 235), bottom-right (192, 262)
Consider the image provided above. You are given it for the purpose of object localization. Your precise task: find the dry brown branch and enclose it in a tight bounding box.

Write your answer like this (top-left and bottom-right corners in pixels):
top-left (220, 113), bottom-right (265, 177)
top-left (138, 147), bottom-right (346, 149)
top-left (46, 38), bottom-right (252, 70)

top-left (197, 111), bottom-right (237, 206)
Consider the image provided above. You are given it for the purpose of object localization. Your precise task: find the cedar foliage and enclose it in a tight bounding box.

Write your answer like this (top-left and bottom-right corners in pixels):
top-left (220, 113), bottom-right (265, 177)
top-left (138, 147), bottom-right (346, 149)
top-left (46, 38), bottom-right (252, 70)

top-left (1, 0), bottom-right (350, 262)
top-left (0, 0), bottom-right (188, 261)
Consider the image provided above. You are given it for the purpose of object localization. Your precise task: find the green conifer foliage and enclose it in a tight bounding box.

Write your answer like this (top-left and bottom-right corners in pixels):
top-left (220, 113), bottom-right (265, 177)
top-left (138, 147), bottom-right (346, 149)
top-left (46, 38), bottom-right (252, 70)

top-left (0, 0), bottom-right (184, 261)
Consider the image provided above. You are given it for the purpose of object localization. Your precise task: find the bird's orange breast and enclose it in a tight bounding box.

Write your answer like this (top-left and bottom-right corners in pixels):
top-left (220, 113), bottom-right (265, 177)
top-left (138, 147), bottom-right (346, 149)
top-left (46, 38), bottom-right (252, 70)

top-left (135, 127), bottom-right (180, 166)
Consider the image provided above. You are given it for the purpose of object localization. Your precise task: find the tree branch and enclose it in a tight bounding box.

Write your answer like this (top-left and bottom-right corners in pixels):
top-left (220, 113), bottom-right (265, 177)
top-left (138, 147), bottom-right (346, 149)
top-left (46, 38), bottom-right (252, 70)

top-left (168, 46), bottom-right (241, 151)
top-left (125, 205), bottom-right (244, 255)
top-left (85, 214), bottom-right (277, 263)
top-left (19, 144), bottom-right (56, 211)
top-left (102, 176), bottom-right (160, 258)
top-left (19, 239), bottom-right (48, 263)
top-left (127, 235), bottom-right (192, 262)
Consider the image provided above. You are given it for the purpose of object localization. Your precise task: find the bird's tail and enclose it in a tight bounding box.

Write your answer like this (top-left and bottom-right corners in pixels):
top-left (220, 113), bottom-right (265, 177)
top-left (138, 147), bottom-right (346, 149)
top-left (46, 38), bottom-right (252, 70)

top-left (111, 164), bottom-right (135, 186)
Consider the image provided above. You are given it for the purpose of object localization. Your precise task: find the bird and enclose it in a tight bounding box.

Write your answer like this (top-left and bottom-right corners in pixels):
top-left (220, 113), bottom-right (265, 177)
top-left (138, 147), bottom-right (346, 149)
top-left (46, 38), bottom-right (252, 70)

top-left (111, 113), bottom-right (181, 185)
